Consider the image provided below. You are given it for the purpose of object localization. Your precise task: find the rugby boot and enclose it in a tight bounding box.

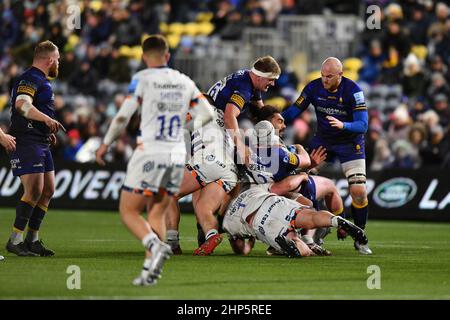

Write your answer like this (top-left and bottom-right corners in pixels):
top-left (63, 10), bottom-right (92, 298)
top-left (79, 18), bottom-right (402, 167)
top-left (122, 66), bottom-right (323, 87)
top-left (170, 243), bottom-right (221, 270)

top-left (6, 239), bottom-right (38, 257)
top-left (193, 233), bottom-right (223, 256)
top-left (25, 239), bottom-right (55, 257)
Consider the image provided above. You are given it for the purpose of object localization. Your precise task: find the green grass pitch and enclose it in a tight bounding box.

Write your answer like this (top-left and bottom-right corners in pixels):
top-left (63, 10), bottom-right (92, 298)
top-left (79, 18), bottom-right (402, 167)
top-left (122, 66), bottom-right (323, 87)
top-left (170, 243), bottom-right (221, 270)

top-left (0, 208), bottom-right (449, 299)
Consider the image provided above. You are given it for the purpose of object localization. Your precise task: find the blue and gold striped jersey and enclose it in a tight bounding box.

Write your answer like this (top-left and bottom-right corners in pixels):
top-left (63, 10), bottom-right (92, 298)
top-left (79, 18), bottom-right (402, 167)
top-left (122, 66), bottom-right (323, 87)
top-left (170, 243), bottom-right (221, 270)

top-left (294, 76), bottom-right (367, 142)
top-left (9, 66), bottom-right (55, 144)
top-left (206, 69), bottom-right (262, 112)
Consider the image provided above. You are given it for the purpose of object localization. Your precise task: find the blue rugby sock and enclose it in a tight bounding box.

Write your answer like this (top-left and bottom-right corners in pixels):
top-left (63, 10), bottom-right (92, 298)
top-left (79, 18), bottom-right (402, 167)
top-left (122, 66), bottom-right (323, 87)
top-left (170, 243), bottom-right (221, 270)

top-left (351, 201), bottom-right (369, 229)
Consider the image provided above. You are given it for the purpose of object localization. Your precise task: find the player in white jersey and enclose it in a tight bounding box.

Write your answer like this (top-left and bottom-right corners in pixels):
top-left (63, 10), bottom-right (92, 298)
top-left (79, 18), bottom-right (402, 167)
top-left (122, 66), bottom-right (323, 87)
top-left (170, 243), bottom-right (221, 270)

top-left (95, 35), bottom-right (214, 286)
top-left (222, 183), bottom-right (368, 258)
top-left (165, 57), bottom-right (282, 256)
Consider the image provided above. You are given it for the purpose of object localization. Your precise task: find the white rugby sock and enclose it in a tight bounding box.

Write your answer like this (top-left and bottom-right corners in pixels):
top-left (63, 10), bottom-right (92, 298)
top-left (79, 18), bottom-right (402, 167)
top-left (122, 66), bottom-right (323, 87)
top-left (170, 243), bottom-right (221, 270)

top-left (331, 216), bottom-right (339, 228)
top-left (205, 229), bottom-right (218, 241)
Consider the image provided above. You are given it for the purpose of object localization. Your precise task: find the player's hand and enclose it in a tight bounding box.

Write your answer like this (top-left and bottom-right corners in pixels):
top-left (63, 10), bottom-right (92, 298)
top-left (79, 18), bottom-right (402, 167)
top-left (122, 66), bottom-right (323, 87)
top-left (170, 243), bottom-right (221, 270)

top-left (0, 133), bottom-right (16, 152)
top-left (49, 133), bottom-right (57, 147)
top-left (95, 143), bottom-right (108, 166)
top-left (309, 146), bottom-right (327, 168)
top-left (326, 116), bottom-right (344, 129)
top-left (45, 118), bottom-right (66, 134)
top-left (337, 227), bottom-right (348, 240)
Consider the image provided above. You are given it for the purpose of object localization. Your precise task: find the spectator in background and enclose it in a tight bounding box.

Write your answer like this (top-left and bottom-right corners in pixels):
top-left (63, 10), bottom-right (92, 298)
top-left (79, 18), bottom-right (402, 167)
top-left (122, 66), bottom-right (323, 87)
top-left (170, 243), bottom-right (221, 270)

top-left (58, 50), bottom-right (79, 81)
top-left (359, 39), bottom-right (385, 84)
top-left (420, 124), bottom-right (447, 167)
top-left (47, 22), bottom-right (67, 52)
top-left (426, 72), bottom-right (450, 102)
top-left (63, 129), bottom-right (83, 161)
top-left (211, 0), bottom-right (234, 35)
top-left (433, 94), bottom-right (449, 127)
top-left (246, 8), bottom-right (267, 27)
top-left (69, 60), bottom-right (99, 96)
top-left (370, 136), bottom-right (394, 171)
top-left (0, 10), bottom-right (19, 55)
top-left (387, 105), bottom-right (412, 143)
top-left (219, 9), bottom-right (244, 40)
top-left (406, 4), bottom-right (431, 46)
top-left (402, 53), bottom-right (427, 99)
top-left (107, 47), bottom-right (131, 83)
top-left (382, 20), bottom-right (411, 60)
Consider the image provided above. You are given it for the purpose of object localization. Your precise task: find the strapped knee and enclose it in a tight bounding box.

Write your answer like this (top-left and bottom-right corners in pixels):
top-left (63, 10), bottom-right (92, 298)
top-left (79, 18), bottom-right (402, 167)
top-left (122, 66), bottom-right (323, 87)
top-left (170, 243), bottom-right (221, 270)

top-left (347, 173), bottom-right (366, 186)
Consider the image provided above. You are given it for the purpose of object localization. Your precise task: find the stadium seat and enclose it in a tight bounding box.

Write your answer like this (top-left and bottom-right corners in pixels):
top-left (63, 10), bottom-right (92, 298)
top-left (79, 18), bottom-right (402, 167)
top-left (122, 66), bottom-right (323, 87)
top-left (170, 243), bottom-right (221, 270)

top-left (196, 12), bottom-right (213, 22)
top-left (168, 23), bottom-right (185, 36)
top-left (264, 97), bottom-right (288, 110)
top-left (167, 34), bottom-right (181, 49)
top-left (197, 22), bottom-right (215, 36)
top-left (343, 57), bottom-right (363, 72)
top-left (89, 0), bottom-right (103, 11)
top-left (159, 23), bottom-right (169, 34)
top-left (343, 70), bottom-right (359, 81)
top-left (411, 45), bottom-right (428, 61)
top-left (184, 23), bottom-right (200, 37)
top-left (306, 70), bottom-right (321, 83)
top-left (118, 46), bottom-right (133, 58)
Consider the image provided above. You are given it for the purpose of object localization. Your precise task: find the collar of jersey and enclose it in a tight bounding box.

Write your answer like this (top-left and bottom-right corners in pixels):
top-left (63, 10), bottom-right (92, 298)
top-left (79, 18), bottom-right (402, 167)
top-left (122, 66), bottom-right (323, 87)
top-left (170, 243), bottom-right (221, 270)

top-left (30, 66), bottom-right (46, 77)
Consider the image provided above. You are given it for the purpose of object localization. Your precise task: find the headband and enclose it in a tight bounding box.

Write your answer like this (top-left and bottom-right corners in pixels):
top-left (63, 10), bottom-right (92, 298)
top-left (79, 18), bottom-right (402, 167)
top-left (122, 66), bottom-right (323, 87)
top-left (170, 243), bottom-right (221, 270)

top-left (251, 67), bottom-right (280, 80)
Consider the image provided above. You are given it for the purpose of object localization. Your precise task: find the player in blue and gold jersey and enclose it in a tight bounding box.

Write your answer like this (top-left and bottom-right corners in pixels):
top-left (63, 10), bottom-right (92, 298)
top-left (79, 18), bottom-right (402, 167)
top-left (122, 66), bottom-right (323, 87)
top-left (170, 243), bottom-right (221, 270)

top-left (6, 40), bottom-right (65, 257)
top-left (282, 57), bottom-right (372, 255)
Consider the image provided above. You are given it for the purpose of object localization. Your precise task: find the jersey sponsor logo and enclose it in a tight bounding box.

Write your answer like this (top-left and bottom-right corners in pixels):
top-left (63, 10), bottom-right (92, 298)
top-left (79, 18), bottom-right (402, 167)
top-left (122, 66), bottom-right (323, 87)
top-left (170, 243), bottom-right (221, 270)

top-left (353, 91), bottom-right (365, 104)
top-left (295, 96), bottom-right (305, 106)
top-left (17, 85), bottom-right (36, 97)
top-left (143, 161), bottom-right (155, 172)
top-left (230, 93), bottom-right (245, 109)
top-left (153, 83), bottom-right (186, 90)
top-left (160, 91), bottom-right (183, 101)
top-left (206, 154), bottom-right (215, 162)
top-left (373, 178), bottom-right (417, 208)
top-left (10, 159), bottom-right (20, 169)
top-left (317, 106), bottom-right (348, 116)
top-left (288, 153), bottom-right (298, 165)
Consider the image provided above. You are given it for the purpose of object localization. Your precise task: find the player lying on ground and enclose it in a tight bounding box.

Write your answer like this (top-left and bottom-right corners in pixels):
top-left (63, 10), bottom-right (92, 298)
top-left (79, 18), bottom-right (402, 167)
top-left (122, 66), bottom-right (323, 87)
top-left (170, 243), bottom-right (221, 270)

top-left (96, 35), bottom-right (214, 286)
top-left (222, 183), bottom-right (368, 257)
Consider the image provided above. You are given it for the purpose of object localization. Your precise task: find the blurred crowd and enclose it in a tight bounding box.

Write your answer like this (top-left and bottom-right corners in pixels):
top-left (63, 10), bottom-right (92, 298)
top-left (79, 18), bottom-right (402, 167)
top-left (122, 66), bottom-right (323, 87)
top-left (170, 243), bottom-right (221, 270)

top-left (0, 0), bottom-right (449, 169)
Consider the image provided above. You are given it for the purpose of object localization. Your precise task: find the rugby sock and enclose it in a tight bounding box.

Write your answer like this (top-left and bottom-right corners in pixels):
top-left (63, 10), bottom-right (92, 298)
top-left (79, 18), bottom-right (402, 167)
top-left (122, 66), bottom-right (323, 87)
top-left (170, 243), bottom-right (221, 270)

top-left (142, 232), bottom-right (159, 252)
top-left (26, 204), bottom-right (48, 242)
top-left (11, 199), bottom-right (35, 244)
top-left (10, 228), bottom-right (24, 245)
top-left (140, 257), bottom-right (153, 278)
top-left (330, 216), bottom-right (339, 227)
top-left (351, 200), bottom-right (369, 229)
top-left (166, 230), bottom-right (179, 248)
top-left (205, 229), bottom-right (218, 241)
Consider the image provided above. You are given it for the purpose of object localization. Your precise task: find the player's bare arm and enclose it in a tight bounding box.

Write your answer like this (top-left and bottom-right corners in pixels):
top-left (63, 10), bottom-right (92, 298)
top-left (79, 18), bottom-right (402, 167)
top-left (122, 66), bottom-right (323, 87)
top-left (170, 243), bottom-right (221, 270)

top-left (15, 96), bottom-right (65, 133)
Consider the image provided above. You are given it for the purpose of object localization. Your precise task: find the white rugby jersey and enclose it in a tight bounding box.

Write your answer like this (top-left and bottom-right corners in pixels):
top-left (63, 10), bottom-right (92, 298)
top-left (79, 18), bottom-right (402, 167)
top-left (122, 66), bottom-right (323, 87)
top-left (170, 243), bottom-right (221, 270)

top-left (134, 67), bottom-right (205, 152)
top-left (223, 184), bottom-right (274, 237)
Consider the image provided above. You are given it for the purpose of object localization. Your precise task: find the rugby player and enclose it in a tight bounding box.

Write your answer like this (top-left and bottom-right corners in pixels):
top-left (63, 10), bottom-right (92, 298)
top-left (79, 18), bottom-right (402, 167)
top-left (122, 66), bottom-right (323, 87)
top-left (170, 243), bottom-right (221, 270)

top-left (222, 183), bottom-right (368, 258)
top-left (282, 57), bottom-right (372, 254)
top-left (95, 35), bottom-right (214, 285)
top-left (165, 56), bottom-right (281, 255)
top-left (6, 40), bottom-right (65, 257)
top-left (257, 106), bottom-right (344, 248)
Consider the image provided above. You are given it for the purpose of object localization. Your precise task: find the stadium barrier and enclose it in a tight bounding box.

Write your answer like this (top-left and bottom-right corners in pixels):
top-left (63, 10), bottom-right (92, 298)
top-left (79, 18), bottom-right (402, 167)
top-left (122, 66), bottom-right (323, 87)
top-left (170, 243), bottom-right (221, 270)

top-left (0, 160), bottom-right (449, 221)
